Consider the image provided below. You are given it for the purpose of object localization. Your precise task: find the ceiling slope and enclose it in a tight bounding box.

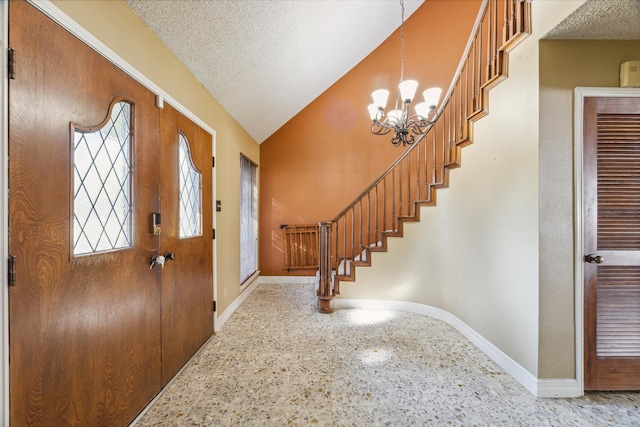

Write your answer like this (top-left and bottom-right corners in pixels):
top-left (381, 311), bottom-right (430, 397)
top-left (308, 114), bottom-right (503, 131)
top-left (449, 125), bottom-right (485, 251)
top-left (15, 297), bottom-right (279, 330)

top-left (126, 0), bottom-right (640, 143)
top-left (125, 0), bottom-right (423, 143)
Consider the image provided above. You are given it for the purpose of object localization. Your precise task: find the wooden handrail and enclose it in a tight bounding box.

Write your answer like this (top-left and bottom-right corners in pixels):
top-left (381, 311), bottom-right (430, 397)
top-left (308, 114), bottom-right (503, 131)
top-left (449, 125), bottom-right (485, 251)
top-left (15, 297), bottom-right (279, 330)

top-left (316, 0), bottom-right (531, 313)
top-left (331, 0), bottom-right (491, 223)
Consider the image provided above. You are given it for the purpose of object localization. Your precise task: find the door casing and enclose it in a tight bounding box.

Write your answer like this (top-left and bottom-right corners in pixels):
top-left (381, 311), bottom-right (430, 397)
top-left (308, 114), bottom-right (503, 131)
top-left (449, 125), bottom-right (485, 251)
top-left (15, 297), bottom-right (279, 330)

top-left (1, 0), bottom-right (9, 424)
top-left (574, 86), bottom-right (640, 396)
top-left (0, 1), bottom-right (217, 423)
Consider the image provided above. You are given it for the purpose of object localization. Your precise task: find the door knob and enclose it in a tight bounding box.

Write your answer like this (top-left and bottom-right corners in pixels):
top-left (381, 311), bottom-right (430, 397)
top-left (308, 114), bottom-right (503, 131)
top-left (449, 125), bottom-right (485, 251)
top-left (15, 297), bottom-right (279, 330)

top-left (585, 254), bottom-right (604, 264)
top-left (150, 255), bottom-right (165, 269)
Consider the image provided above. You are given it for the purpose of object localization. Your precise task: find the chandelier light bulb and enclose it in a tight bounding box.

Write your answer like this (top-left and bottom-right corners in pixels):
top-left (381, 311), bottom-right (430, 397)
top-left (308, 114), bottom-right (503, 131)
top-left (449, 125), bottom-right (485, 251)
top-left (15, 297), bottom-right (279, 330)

top-left (367, 103), bottom-right (380, 121)
top-left (387, 109), bottom-right (402, 125)
top-left (371, 89), bottom-right (390, 110)
top-left (398, 79), bottom-right (419, 102)
top-left (414, 102), bottom-right (430, 119)
top-left (422, 87), bottom-right (442, 109)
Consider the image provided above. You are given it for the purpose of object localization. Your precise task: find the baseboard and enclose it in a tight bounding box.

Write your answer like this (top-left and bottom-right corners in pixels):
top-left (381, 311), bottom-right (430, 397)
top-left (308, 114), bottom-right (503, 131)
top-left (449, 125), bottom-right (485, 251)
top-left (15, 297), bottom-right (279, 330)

top-left (537, 379), bottom-right (581, 398)
top-left (215, 278), bottom-right (261, 332)
top-left (334, 298), bottom-right (549, 397)
top-left (257, 275), bottom-right (315, 284)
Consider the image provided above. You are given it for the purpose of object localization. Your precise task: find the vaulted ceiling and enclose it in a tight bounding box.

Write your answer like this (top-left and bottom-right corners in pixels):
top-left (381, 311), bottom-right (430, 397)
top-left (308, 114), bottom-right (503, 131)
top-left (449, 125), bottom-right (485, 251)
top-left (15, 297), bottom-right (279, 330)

top-left (125, 0), bottom-right (640, 144)
top-left (125, 0), bottom-right (424, 143)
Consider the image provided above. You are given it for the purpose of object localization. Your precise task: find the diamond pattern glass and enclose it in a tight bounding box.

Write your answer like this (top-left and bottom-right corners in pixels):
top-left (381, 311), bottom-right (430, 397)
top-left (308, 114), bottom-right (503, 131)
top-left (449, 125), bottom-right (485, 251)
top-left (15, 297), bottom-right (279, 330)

top-left (179, 133), bottom-right (202, 238)
top-left (73, 101), bottom-right (132, 255)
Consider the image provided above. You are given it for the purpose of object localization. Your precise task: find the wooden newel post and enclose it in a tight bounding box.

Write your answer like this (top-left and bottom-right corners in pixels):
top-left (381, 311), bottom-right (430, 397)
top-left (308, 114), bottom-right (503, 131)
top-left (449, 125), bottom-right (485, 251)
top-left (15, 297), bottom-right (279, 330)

top-left (317, 221), bottom-right (334, 313)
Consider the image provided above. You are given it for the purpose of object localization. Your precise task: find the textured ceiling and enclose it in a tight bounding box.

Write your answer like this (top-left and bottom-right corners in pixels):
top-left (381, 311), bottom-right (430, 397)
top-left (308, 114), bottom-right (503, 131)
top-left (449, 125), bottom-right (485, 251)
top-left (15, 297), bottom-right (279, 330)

top-left (125, 0), bottom-right (640, 144)
top-left (544, 0), bottom-right (640, 40)
top-left (125, 0), bottom-right (423, 143)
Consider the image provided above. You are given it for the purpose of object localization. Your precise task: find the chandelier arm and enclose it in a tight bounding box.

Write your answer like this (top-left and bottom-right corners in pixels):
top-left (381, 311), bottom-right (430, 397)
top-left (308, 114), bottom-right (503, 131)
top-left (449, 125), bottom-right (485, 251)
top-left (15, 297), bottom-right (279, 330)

top-left (406, 120), bottom-right (427, 136)
top-left (407, 113), bottom-right (435, 125)
top-left (405, 133), bottom-right (416, 145)
top-left (371, 121), bottom-right (394, 136)
top-left (390, 132), bottom-right (403, 147)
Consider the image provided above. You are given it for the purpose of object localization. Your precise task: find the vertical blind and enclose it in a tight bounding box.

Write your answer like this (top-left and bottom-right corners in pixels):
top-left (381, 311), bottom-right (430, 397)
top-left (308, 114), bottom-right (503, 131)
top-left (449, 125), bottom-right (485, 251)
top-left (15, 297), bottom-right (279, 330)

top-left (240, 155), bottom-right (258, 283)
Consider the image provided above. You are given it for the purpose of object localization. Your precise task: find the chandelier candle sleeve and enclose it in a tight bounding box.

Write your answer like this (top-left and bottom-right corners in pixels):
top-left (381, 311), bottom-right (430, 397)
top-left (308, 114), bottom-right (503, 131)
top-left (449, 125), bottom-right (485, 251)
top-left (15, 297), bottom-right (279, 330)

top-left (423, 88), bottom-right (443, 109)
top-left (398, 80), bottom-right (418, 102)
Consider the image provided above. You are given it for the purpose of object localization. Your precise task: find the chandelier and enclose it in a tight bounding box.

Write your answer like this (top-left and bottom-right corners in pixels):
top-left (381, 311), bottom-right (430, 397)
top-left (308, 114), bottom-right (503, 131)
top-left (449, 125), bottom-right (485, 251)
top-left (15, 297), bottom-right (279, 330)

top-left (367, 0), bottom-right (442, 147)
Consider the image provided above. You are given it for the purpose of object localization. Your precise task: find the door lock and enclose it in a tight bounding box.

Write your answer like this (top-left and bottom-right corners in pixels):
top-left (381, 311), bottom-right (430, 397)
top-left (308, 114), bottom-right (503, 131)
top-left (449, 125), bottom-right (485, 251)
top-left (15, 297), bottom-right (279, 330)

top-left (585, 254), bottom-right (604, 264)
top-left (152, 213), bottom-right (161, 235)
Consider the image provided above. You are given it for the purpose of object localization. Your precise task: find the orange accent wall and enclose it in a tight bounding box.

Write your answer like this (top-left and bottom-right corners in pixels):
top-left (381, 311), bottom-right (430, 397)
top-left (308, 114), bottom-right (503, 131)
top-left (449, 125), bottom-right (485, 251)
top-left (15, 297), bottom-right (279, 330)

top-left (259, 0), bottom-right (481, 276)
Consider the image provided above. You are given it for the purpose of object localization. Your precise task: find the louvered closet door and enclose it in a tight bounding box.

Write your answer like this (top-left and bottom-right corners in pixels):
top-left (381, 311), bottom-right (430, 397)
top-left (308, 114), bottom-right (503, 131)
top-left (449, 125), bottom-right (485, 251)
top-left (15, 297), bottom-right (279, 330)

top-left (584, 96), bottom-right (640, 390)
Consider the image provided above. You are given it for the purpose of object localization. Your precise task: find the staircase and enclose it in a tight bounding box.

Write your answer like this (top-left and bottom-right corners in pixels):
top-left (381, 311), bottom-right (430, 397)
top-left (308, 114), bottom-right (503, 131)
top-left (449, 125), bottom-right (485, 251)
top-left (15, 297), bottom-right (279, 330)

top-left (315, 0), bottom-right (532, 313)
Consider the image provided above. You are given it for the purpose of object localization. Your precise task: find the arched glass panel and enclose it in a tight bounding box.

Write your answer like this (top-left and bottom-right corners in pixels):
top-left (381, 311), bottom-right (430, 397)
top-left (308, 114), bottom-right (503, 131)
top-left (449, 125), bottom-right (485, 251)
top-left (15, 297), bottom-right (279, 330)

top-left (179, 133), bottom-right (202, 238)
top-left (73, 101), bottom-right (132, 255)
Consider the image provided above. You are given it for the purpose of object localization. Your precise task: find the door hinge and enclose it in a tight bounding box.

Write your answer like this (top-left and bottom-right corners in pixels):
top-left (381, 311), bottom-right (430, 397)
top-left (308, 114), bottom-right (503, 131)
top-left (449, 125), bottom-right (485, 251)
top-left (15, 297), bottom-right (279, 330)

top-left (212, 229), bottom-right (215, 240)
top-left (8, 255), bottom-right (16, 287)
top-left (8, 48), bottom-right (15, 80)
top-left (212, 156), bottom-right (215, 168)
top-left (213, 301), bottom-right (217, 312)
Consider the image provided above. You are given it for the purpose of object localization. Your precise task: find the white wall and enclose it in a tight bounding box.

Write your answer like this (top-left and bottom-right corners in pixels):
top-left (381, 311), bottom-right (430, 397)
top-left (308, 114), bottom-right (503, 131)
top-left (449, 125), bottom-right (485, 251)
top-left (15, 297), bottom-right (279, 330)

top-left (339, 0), bottom-right (586, 383)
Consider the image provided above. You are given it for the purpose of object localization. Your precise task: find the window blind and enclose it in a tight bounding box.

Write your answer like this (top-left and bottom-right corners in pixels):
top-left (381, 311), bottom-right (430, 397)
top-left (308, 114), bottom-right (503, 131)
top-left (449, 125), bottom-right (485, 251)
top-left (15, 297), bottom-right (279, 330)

top-left (240, 155), bottom-right (258, 283)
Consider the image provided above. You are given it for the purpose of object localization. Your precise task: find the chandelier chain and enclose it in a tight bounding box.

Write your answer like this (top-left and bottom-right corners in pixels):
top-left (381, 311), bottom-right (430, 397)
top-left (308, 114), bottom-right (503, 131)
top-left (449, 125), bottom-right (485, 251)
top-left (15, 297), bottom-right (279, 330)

top-left (400, 0), bottom-right (405, 83)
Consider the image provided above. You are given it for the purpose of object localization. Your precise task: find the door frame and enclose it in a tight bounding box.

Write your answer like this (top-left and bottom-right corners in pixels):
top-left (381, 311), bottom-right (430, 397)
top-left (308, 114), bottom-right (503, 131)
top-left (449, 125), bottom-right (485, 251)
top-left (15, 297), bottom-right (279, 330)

top-left (0, 1), bottom-right (218, 422)
top-left (1, 0), bottom-right (9, 424)
top-left (574, 86), bottom-right (640, 396)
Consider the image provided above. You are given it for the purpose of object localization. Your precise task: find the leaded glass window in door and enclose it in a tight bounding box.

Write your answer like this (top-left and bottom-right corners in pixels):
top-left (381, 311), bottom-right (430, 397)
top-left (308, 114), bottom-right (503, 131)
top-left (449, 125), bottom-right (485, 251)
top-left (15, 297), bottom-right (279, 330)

top-left (179, 133), bottom-right (202, 238)
top-left (73, 100), bottom-right (133, 256)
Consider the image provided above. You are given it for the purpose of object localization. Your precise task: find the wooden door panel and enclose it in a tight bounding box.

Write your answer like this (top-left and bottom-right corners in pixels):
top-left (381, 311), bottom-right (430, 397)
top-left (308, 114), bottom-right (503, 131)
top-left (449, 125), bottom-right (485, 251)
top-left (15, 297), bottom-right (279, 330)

top-left (584, 96), bottom-right (640, 390)
top-left (9, 1), bottom-right (161, 425)
top-left (159, 104), bottom-right (213, 385)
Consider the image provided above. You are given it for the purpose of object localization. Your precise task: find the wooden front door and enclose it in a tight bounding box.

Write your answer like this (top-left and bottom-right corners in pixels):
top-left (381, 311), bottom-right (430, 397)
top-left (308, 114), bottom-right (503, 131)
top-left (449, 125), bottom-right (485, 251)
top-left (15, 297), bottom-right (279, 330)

top-left (8, 1), bottom-right (214, 424)
top-left (584, 96), bottom-right (640, 390)
top-left (8, 1), bottom-right (162, 424)
top-left (159, 104), bottom-right (214, 385)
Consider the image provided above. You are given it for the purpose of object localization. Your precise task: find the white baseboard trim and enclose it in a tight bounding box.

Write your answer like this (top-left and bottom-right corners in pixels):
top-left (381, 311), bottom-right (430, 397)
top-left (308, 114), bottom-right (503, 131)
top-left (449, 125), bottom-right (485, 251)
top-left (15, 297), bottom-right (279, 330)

top-left (333, 298), bottom-right (564, 398)
top-left (215, 278), bottom-right (261, 332)
top-left (257, 275), bottom-right (315, 284)
top-left (537, 379), bottom-right (581, 398)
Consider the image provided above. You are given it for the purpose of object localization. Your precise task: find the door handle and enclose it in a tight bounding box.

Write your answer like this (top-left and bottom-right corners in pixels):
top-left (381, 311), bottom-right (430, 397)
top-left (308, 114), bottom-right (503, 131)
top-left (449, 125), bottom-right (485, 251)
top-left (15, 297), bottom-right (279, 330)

top-left (150, 255), bottom-right (165, 269)
top-left (150, 252), bottom-right (175, 270)
top-left (585, 254), bottom-right (604, 264)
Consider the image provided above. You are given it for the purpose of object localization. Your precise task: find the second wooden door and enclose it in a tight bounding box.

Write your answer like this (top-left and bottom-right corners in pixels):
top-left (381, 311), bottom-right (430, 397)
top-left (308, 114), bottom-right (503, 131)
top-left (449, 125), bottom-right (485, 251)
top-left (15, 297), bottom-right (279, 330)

top-left (160, 103), bottom-right (214, 385)
top-left (584, 95), bottom-right (640, 390)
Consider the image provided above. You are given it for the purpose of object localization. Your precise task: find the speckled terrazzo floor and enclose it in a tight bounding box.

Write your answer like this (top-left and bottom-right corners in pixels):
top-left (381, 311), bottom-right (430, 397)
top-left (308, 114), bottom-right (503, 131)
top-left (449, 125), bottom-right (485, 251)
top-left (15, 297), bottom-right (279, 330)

top-left (133, 283), bottom-right (640, 426)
